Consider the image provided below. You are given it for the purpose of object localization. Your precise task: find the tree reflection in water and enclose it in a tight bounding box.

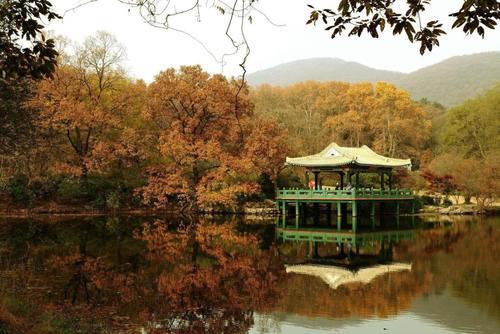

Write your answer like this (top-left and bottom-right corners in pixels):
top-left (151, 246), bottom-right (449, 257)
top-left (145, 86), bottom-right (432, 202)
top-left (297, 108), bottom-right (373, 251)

top-left (135, 219), bottom-right (283, 333)
top-left (0, 216), bottom-right (284, 333)
top-left (0, 216), bottom-right (498, 333)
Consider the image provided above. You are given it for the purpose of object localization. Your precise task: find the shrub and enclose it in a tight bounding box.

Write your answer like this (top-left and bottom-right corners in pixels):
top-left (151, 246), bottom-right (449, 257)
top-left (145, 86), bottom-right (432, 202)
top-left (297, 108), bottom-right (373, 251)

top-left (92, 195), bottom-right (107, 210)
top-left (442, 198), bottom-right (453, 207)
top-left (86, 176), bottom-right (115, 201)
top-left (419, 195), bottom-right (436, 206)
top-left (30, 175), bottom-right (64, 201)
top-left (106, 192), bottom-right (120, 210)
top-left (57, 177), bottom-right (83, 202)
top-left (6, 175), bottom-right (34, 205)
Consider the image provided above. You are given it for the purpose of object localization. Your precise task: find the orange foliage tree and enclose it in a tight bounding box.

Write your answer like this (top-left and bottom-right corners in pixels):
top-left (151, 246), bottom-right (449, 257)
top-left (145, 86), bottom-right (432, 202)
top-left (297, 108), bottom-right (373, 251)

top-left (29, 32), bottom-right (131, 181)
top-left (141, 66), bottom-right (287, 210)
top-left (426, 153), bottom-right (499, 208)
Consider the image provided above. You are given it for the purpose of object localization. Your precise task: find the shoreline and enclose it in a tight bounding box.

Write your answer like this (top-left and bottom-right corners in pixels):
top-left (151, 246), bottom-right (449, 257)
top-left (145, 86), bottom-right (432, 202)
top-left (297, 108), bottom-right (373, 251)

top-left (0, 198), bottom-right (282, 219)
top-left (0, 205), bottom-right (498, 219)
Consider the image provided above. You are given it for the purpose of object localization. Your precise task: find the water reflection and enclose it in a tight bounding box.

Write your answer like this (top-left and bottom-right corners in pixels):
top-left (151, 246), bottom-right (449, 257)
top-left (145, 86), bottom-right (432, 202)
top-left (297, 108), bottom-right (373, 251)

top-left (0, 216), bottom-right (283, 333)
top-left (0, 215), bottom-right (498, 333)
top-left (271, 215), bottom-right (500, 333)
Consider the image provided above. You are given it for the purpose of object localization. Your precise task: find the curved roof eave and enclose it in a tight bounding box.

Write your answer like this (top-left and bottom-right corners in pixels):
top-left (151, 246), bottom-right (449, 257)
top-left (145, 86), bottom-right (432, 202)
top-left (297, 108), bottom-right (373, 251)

top-left (285, 155), bottom-right (412, 169)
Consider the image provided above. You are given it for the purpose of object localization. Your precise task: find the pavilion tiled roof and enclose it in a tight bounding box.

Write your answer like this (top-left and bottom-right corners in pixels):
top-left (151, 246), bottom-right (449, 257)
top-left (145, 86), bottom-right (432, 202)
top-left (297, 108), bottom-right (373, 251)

top-left (285, 143), bottom-right (411, 169)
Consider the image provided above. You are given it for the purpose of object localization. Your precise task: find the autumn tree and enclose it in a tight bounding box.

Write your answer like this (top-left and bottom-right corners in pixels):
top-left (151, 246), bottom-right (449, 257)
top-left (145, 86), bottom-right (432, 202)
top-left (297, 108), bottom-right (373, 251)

top-left (325, 82), bottom-right (374, 147)
top-left (426, 153), bottom-right (499, 209)
top-left (417, 98), bottom-right (447, 164)
top-left (370, 82), bottom-right (430, 160)
top-left (252, 81), bottom-right (350, 155)
top-left (244, 117), bottom-right (289, 194)
top-left (422, 155), bottom-right (460, 202)
top-left (30, 32), bottom-right (130, 182)
top-left (455, 154), bottom-right (499, 209)
top-left (141, 65), bottom-right (287, 210)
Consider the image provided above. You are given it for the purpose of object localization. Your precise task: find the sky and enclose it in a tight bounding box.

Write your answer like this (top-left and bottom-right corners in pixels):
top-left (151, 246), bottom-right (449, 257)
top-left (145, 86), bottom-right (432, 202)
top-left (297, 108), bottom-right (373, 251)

top-left (49, 0), bottom-right (500, 82)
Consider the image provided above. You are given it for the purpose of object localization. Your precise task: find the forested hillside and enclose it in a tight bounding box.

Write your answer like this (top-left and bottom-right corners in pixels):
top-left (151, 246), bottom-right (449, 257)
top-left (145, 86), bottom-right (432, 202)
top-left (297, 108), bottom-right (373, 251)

top-left (247, 52), bottom-right (500, 107)
top-left (246, 58), bottom-right (401, 87)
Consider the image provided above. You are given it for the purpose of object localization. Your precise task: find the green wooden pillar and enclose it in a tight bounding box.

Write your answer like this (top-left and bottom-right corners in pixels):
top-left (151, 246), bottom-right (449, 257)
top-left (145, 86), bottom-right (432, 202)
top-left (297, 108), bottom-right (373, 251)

top-left (295, 214), bottom-right (299, 228)
top-left (352, 216), bottom-right (357, 232)
top-left (337, 215), bottom-right (342, 231)
top-left (337, 202), bottom-right (342, 217)
top-left (313, 171), bottom-right (320, 215)
top-left (282, 201), bottom-right (286, 216)
top-left (314, 172), bottom-right (320, 190)
top-left (352, 201), bottom-right (358, 217)
top-left (396, 202), bottom-right (400, 216)
top-left (388, 241), bottom-right (394, 261)
top-left (370, 202), bottom-right (376, 216)
top-left (371, 216), bottom-right (376, 230)
top-left (326, 203), bottom-right (332, 226)
top-left (295, 201), bottom-right (300, 216)
top-left (355, 173), bottom-right (360, 189)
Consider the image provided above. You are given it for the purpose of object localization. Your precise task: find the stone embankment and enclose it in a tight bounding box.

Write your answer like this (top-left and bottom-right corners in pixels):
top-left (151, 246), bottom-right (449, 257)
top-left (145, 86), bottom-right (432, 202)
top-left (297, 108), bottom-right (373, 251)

top-left (243, 200), bottom-right (279, 219)
top-left (421, 204), bottom-right (499, 215)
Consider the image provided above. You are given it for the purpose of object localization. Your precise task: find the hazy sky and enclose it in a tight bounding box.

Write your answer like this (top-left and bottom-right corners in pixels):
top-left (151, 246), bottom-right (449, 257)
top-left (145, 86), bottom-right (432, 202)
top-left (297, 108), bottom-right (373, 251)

top-left (49, 0), bottom-right (500, 82)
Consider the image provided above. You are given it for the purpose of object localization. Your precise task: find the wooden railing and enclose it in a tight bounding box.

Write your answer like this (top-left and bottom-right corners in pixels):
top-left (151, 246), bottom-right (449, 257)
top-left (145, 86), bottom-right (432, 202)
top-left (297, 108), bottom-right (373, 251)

top-left (277, 188), bottom-right (414, 200)
top-left (276, 227), bottom-right (415, 244)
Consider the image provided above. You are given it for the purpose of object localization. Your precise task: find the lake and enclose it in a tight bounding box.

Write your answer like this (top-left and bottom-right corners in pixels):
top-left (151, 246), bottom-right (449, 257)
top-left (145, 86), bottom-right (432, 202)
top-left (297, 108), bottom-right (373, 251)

top-left (0, 214), bottom-right (498, 333)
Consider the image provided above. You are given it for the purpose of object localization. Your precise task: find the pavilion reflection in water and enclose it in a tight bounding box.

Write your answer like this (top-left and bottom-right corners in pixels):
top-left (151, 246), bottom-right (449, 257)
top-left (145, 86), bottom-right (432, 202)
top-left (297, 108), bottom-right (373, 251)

top-left (276, 215), bottom-right (416, 289)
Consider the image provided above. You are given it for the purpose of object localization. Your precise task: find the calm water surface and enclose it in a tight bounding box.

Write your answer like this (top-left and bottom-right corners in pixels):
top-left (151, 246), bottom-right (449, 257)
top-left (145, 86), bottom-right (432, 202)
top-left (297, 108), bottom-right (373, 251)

top-left (0, 214), bottom-right (498, 333)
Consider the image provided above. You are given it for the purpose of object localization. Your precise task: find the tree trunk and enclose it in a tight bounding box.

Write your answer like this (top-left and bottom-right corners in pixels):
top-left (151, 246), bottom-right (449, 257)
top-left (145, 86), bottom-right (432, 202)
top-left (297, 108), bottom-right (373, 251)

top-left (80, 156), bottom-right (89, 195)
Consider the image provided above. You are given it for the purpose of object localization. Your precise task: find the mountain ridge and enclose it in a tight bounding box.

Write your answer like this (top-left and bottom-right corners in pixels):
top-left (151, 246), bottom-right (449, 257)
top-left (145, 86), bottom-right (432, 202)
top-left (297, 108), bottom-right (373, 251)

top-left (246, 52), bottom-right (500, 107)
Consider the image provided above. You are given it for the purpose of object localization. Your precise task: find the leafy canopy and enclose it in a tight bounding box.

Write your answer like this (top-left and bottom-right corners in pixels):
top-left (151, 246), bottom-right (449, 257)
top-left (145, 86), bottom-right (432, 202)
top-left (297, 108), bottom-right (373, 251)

top-left (441, 84), bottom-right (500, 159)
top-left (307, 0), bottom-right (500, 54)
top-left (0, 0), bottom-right (61, 80)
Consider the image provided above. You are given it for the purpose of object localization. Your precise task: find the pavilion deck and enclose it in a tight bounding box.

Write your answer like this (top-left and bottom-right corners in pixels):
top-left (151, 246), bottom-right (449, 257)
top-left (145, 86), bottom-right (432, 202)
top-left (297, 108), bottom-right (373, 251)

top-left (277, 188), bottom-right (414, 202)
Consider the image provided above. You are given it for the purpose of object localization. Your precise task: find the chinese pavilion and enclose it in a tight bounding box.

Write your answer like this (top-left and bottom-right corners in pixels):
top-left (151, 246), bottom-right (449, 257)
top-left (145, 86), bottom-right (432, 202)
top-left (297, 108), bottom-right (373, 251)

top-left (276, 142), bottom-right (415, 223)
